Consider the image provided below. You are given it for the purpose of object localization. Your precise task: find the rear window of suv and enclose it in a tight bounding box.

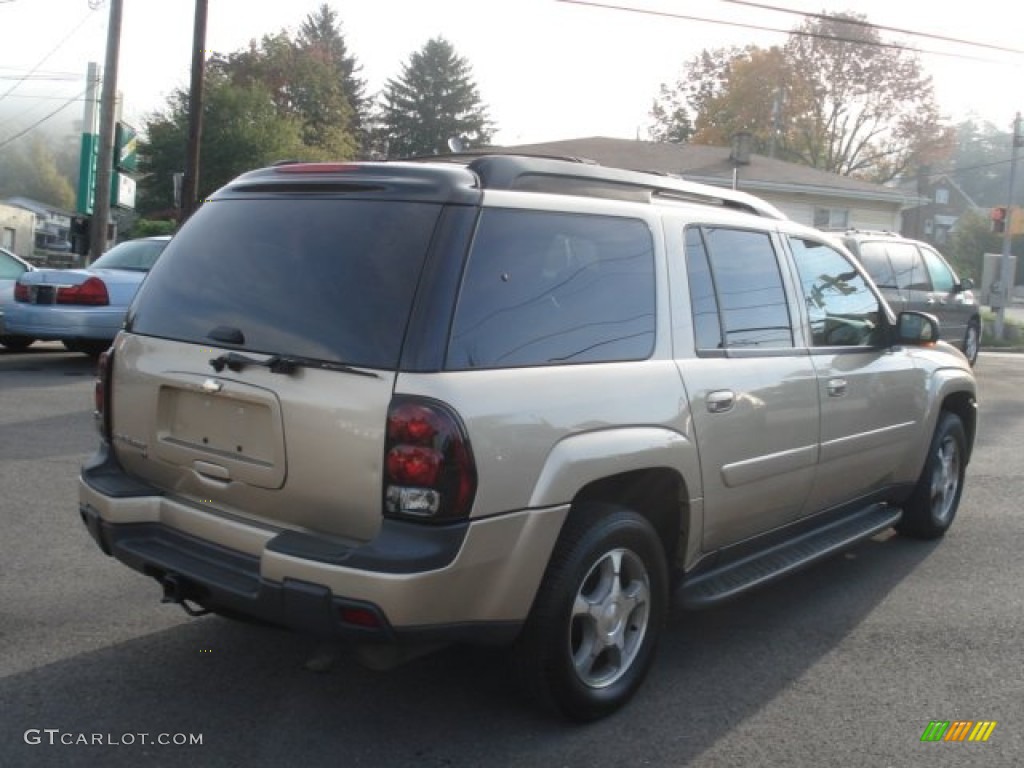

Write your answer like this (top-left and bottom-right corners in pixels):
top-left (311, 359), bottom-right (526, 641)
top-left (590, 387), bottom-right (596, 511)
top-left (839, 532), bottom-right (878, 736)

top-left (128, 199), bottom-right (441, 369)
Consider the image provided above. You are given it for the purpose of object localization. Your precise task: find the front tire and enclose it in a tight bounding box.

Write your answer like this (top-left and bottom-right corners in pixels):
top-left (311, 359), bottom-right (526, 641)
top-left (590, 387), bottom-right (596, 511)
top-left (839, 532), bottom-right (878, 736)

top-left (963, 319), bottom-right (980, 367)
top-left (514, 504), bottom-right (668, 721)
top-left (896, 412), bottom-right (966, 539)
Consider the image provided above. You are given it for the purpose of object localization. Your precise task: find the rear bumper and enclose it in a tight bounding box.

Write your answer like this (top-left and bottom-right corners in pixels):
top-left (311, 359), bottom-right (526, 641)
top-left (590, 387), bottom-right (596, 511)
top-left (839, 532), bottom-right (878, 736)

top-left (79, 445), bottom-right (568, 645)
top-left (4, 303), bottom-right (122, 340)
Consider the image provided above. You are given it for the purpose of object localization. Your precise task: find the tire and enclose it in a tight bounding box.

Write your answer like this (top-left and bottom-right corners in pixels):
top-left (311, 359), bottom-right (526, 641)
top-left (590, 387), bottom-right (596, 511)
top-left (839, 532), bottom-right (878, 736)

top-left (64, 340), bottom-right (109, 358)
top-left (0, 335), bottom-right (35, 351)
top-left (513, 504), bottom-right (668, 722)
top-left (896, 412), bottom-right (966, 539)
top-left (962, 319), bottom-right (980, 367)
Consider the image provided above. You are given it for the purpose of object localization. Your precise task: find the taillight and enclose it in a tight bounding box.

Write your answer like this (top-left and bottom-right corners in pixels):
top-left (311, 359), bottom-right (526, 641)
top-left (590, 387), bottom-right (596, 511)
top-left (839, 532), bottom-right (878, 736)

top-left (13, 283), bottom-right (29, 302)
top-left (58, 277), bottom-right (109, 305)
top-left (384, 397), bottom-right (477, 522)
top-left (94, 347), bottom-right (114, 440)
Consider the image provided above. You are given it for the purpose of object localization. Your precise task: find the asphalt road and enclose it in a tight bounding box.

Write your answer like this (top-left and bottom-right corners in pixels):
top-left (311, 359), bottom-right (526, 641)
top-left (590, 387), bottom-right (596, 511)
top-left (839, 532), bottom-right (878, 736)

top-left (1, 344), bottom-right (1022, 767)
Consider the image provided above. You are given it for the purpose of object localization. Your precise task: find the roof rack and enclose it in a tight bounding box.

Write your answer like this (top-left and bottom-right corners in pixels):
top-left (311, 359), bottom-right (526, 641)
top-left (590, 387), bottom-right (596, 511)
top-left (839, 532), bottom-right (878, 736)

top-left (460, 155), bottom-right (786, 220)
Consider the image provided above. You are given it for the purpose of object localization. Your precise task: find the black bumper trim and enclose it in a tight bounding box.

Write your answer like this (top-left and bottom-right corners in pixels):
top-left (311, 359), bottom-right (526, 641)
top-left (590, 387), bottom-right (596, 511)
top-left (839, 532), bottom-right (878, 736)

top-left (79, 506), bottom-right (521, 645)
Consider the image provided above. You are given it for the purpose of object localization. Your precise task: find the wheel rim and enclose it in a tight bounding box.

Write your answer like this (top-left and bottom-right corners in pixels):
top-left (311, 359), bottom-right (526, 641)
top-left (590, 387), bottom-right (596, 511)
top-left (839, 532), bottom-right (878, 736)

top-left (964, 325), bottom-right (979, 363)
top-left (569, 548), bottom-right (650, 689)
top-left (930, 434), bottom-right (961, 526)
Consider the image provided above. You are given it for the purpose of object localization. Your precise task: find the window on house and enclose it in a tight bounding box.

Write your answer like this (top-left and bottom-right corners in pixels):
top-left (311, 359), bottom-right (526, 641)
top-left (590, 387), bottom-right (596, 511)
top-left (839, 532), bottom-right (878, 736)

top-left (1, 228), bottom-right (14, 250)
top-left (924, 218), bottom-right (934, 235)
top-left (935, 188), bottom-right (950, 205)
top-left (813, 207), bottom-right (850, 231)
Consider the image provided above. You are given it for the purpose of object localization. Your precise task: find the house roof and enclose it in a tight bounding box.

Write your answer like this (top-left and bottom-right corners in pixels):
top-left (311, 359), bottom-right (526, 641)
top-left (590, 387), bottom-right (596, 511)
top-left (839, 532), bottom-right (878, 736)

top-left (493, 137), bottom-right (910, 206)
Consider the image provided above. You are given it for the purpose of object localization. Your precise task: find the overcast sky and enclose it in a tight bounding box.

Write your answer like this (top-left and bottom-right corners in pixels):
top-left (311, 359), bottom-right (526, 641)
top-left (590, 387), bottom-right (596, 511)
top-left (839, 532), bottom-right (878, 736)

top-left (1, 0), bottom-right (1021, 146)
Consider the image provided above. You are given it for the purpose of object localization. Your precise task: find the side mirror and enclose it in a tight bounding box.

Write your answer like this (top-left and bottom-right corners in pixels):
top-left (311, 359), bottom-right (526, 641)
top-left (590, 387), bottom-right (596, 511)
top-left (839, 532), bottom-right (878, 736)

top-left (956, 277), bottom-right (975, 292)
top-left (897, 311), bottom-right (940, 345)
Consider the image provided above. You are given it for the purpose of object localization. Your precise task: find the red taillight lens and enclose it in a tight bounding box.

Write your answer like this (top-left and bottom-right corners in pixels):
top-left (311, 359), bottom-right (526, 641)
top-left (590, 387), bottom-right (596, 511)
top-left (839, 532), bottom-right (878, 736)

top-left (94, 347), bottom-right (114, 439)
top-left (384, 398), bottom-right (477, 522)
top-left (58, 276), bottom-right (109, 306)
top-left (14, 283), bottom-right (29, 302)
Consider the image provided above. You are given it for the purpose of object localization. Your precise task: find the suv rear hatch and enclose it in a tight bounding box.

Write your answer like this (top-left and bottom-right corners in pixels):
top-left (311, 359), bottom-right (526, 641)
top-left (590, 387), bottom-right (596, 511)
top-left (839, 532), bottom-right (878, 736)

top-left (110, 165), bottom-right (477, 543)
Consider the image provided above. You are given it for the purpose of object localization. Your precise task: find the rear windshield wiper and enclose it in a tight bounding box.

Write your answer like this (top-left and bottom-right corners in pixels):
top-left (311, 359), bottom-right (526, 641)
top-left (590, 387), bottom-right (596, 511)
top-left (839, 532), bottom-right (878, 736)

top-left (208, 351), bottom-right (380, 378)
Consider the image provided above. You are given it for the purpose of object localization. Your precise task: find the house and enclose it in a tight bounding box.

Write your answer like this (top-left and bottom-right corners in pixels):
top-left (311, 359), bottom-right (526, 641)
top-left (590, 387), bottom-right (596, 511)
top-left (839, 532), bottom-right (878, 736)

top-left (899, 173), bottom-right (980, 247)
top-left (3, 196), bottom-right (73, 253)
top-left (0, 202), bottom-right (36, 259)
top-left (493, 137), bottom-right (913, 232)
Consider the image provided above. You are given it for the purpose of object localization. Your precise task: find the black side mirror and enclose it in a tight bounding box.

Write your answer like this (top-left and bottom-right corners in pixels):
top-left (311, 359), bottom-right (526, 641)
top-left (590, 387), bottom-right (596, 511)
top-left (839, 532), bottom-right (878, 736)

top-left (956, 277), bottom-right (975, 292)
top-left (897, 311), bottom-right (940, 345)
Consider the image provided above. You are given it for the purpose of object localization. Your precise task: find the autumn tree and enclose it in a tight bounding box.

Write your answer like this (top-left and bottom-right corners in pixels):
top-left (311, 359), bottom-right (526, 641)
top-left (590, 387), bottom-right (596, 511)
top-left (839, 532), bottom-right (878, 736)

top-left (297, 3), bottom-right (367, 150)
top-left (374, 37), bottom-right (494, 159)
top-left (650, 13), bottom-right (953, 182)
top-left (215, 29), bottom-right (358, 160)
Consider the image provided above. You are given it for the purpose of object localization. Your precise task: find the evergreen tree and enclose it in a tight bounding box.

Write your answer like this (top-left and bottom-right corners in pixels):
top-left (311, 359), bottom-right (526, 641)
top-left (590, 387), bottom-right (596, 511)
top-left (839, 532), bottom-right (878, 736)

top-left (375, 37), bottom-right (494, 159)
top-left (298, 3), bottom-right (367, 149)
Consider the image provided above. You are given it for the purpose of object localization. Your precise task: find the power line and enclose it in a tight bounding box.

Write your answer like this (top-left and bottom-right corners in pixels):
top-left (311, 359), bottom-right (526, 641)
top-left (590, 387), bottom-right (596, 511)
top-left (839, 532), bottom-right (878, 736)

top-left (0, 89), bottom-right (86, 149)
top-left (555, 0), bottom-right (1016, 64)
top-left (0, 8), bottom-right (98, 103)
top-left (719, 0), bottom-right (1024, 56)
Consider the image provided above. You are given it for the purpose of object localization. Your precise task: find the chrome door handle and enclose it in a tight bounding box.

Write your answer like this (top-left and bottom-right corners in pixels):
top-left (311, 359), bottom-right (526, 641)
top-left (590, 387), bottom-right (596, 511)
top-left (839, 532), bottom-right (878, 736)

top-left (707, 390), bottom-right (735, 413)
top-left (827, 378), bottom-right (847, 397)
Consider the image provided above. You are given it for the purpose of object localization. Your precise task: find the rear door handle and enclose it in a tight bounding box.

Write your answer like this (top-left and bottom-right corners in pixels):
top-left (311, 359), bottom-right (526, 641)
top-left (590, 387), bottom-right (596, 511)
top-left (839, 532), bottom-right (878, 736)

top-left (707, 390), bottom-right (735, 413)
top-left (827, 378), bottom-right (847, 398)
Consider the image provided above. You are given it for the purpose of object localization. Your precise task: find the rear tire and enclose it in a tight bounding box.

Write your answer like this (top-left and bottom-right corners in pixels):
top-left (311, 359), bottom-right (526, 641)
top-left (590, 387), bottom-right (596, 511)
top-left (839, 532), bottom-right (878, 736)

top-left (896, 412), bottom-right (966, 539)
top-left (0, 335), bottom-right (34, 351)
top-left (513, 504), bottom-right (668, 721)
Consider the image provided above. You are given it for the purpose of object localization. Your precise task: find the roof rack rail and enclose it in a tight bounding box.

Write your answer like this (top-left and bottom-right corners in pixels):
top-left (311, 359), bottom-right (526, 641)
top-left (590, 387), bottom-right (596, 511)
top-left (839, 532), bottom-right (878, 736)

top-left (460, 155), bottom-right (786, 220)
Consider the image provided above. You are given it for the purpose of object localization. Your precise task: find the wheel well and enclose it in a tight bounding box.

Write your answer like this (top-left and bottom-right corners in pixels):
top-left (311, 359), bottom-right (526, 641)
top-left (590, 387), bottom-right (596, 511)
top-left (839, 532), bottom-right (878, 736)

top-left (570, 468), bottom-right (688, 568)
top-left (941, 393), bottom-right (977, 463)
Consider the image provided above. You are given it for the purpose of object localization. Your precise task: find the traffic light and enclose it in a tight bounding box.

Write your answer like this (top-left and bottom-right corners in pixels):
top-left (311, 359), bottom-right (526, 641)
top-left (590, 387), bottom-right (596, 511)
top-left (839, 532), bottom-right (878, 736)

top-left (992, 206), bottom-right (1007, 233)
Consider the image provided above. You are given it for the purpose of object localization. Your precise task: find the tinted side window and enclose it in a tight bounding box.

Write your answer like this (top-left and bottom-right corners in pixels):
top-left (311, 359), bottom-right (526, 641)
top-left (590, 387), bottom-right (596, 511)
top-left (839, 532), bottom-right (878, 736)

top-left (789, 237), bottom-right (882, 347)
top-left (447, 210), bottom-right (655, 368)
top-left (684, 228), bottom-right (723, 350)
top-left (887, 242), bottom-right (932, 291)
top-left (702, 227), bottom-right (793, 349)
top-left (920, 246), bottom-right (955, 293)
top-left (853, 242), bottom-right (896, 288)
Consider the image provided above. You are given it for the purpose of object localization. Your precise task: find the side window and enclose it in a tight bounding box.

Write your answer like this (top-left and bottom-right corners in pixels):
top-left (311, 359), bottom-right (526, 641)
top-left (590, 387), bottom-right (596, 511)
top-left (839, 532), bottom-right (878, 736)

top-left (0, 251), bottom-right (28, 279)
top-left (684, 228), bottom-right (724, 350)
top-left (789, 237), bottom-right (882, 348)
top-left (853, 242), bottom-right (896, 288)
top-left (887, 242), bottom-right (932, 291)
top-left (447, 210), bottom-right (656, 369)
top-left (701, 227), bottom-right (793, 349)
top-left (920, 246), bottom-right (955, 293)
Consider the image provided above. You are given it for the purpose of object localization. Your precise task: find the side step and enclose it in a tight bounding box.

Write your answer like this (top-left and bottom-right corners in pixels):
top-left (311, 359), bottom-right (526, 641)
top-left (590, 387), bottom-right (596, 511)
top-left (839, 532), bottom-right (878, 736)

top-left (680, 504), bottom-right (902, 609)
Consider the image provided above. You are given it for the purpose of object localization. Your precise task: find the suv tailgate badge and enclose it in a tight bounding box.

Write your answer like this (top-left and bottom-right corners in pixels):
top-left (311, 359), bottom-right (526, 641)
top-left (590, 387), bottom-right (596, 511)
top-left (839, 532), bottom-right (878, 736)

top-left (201, 379), bottom-right (223, 394)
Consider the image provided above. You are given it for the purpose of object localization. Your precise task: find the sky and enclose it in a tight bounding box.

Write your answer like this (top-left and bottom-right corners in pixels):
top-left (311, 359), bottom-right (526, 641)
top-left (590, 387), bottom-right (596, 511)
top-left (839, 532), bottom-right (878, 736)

top-left (1, 0), bottom-right (1022, 148)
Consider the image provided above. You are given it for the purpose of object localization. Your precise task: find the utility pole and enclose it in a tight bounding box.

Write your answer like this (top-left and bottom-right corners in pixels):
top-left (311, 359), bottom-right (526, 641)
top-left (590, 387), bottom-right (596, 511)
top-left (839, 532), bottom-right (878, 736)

top-left (993, 112), bottom-right (1022, 340)
top-left (180, 0), bottom-right (208, 223)
top-left (89, 0), bottom-right (122, 261)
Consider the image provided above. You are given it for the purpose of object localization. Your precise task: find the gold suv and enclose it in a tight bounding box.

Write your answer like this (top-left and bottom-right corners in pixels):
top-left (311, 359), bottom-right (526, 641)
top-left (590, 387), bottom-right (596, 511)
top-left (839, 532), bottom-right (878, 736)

top-left (80, 156), bottom-right (977, 721)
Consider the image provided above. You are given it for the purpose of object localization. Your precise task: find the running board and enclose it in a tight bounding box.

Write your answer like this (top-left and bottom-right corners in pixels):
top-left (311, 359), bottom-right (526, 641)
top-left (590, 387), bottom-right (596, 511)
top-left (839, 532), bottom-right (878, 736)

top-left (680, 504), bottom-right (902, 609)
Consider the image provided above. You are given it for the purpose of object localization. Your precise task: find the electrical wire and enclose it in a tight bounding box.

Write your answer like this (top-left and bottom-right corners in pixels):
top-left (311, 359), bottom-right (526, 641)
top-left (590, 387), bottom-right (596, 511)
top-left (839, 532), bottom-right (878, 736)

top-left (555, 0), bottom-right (1017, 64)
top-left (0, 89), bottom-right (86, 149)
top-left (719, 0), bottom-right (1024, 56)
top-left (0, 8), bottom-right (100, 103)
